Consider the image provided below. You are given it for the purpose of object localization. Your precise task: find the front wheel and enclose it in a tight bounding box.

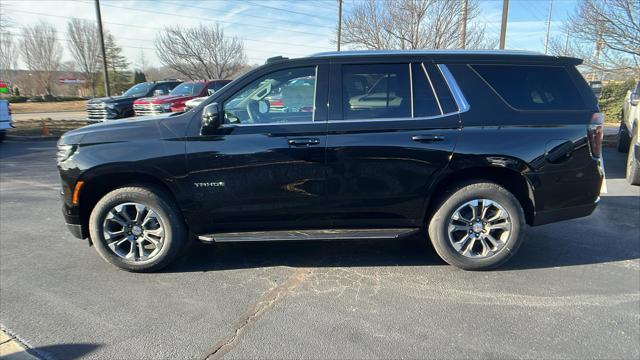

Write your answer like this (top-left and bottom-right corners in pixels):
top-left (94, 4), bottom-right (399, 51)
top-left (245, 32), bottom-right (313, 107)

top-left (428, 182), bottom-right (527, 270)
top-left (89, 186), bottom-right (187, 272)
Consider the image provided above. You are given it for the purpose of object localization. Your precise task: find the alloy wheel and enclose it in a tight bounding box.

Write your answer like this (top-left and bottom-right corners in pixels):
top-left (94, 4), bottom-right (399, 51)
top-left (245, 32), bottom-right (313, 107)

top-left (102, 202), bottom-right (165, 262)
top-left (447, 199), bottom-right (512, 259)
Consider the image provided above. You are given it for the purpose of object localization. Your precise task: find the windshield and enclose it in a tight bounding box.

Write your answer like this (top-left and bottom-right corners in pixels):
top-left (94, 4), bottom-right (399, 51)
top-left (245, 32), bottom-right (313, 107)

top-left (170, 82), bottom-right (206, 96)
top-left (123, 83), bottom-right (151, 97)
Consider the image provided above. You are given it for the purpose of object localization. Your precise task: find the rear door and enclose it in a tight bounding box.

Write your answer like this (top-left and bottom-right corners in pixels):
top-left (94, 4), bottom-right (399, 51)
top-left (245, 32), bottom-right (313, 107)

top-left (324, 61), bottom-right (462, 228)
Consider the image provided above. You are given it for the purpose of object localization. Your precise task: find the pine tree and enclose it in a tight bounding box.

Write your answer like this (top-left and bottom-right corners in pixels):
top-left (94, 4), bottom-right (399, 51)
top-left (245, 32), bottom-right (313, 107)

top-left (102, 32), bottom-right (130, 93)
top-left (133, 71), bottom-right (147, 84)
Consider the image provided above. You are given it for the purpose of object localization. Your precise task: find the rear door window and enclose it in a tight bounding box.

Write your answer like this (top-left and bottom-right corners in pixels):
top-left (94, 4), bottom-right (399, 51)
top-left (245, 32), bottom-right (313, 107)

top-left (341, 64), bottom-right (411, 120)
top-left (472, 65), bottom-right (585, 110)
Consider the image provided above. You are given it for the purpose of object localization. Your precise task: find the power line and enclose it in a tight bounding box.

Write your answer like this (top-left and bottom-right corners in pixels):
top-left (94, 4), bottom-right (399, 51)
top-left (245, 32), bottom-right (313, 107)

top-left (157, 0), bottom-right (336, 30)
top-left (9, 9), bottom-right (335, 51)
top-left (89, 1), bottom-right (332, 38)
top-left (244, 0), bottom-right (336, 21)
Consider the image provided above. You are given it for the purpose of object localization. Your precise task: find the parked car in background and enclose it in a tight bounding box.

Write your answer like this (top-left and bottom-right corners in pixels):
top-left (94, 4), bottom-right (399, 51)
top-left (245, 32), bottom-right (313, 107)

top-left (0, 99), bottom-right (12, 142)
top-left (589, 81), bottom-right (602, 99)
top-left (57, 50), bottom-right (604, 272)
top-left (617, 81), bottom-right (639, 180)
top-left (86, 81), bottom-right (182, 121)
top-left (618, 80), bottom-right (639, 150)
top-left (184, 96), bottom-right (208, 111)
top-left (133, 80), bottom-right (231, 116)
top-left (625, 96), bottom-right (640, 185)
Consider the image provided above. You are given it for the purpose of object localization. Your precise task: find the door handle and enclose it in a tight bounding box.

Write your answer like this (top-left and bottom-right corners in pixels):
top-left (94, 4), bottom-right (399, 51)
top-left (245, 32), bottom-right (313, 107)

top-left (411, 134), bottom-right (445, 143)
top-left (288, 138), bottom-right (321, 146)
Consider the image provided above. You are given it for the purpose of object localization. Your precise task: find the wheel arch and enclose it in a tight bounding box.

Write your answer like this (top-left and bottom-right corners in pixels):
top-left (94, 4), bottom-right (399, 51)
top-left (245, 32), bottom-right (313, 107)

top-left (424, 165), bottom-right (536, 226)
top-left (78, 170), bottom-right (184, 242)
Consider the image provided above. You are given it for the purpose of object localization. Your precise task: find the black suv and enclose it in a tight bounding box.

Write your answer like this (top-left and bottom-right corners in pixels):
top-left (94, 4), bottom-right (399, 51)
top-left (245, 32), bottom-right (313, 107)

top-left (58, 50), bottom-right (603, 272)
top-left (85, 80), bottom-right (181, 121)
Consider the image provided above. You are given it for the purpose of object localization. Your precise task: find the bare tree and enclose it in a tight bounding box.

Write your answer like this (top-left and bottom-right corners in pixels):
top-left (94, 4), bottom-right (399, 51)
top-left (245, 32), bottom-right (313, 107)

top-left (550, 0), bottom-right (639, 79)
top-left (0, 15), bottom-right (19, 87)
top-left (20, 22), bottom-right (62, 96)
top-left (66, 19), bottom-right (101, 96)
top-left (339, 0), bottom-right (494, 50)
top-left (155, 24), bottom-right (246, 80)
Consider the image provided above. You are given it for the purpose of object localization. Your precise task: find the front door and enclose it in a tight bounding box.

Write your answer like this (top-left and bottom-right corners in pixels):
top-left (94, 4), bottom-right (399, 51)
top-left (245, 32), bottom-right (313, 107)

top-left (185, 65), bottom-right (329, 234)
top-left (325, 62), bottom-right (461, 228)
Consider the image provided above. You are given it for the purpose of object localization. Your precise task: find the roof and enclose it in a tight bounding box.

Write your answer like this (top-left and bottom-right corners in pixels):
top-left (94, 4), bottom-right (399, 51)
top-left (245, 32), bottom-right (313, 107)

top-left (310, 49), bottom-right (544, 57)
top-left (305, 49), bottom-right (582, 64)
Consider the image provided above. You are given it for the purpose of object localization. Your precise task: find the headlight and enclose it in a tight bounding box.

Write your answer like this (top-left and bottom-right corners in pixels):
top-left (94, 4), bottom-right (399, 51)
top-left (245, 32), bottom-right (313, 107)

top-left (161, 103), bottom-right (172, 111)
top-left (97, 102), bottom-right (107, 109)
top-left (57, 144), bottom-right (78, 163)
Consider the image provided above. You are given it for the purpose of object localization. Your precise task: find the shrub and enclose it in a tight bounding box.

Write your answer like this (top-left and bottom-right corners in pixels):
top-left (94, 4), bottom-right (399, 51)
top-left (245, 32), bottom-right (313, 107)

top-left (598, 80), bottom-right (635, 123)
top-left (8, 96), bottom-right (28, 103)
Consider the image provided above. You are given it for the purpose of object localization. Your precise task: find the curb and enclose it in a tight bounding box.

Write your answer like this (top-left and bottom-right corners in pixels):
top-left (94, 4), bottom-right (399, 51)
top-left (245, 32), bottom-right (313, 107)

top-left (0, 329), bottom-right (39, 360)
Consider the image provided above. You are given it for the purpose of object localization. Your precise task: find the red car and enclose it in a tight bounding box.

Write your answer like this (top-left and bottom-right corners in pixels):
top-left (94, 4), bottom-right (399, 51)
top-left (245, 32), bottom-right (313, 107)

top-left (133, 79), bottom-right (231, 116)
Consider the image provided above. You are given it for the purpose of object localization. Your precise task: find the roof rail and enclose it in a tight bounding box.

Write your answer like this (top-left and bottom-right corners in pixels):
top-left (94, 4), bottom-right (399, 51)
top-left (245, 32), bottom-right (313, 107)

top-left (266, 56), bottom-right (289, 64)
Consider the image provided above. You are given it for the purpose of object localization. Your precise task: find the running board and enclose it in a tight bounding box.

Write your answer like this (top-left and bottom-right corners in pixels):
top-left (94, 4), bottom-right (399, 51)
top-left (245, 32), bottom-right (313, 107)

top-left (198, 228), bottom-right (420, 243)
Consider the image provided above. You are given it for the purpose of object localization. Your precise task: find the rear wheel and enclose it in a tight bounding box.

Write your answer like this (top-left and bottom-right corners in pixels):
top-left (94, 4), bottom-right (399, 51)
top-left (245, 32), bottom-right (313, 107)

top-left (89, 186), bottom-right (187, 272)
top-left (617, 121), bottom-right (631, 153)
top-left (626, 134), bottom-right (640, 186)
top-left (428, 182), bottom-right (527, 270)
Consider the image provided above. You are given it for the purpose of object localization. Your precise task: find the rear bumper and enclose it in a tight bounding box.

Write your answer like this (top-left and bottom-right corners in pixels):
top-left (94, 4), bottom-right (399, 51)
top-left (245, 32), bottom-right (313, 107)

top-left (532, 198), bottom-right (599, 226)
top-left (0, 120), bottom-right (13, 130)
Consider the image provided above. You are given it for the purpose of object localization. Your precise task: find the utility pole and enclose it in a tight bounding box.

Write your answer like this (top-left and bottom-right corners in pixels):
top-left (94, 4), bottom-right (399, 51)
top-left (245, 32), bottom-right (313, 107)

top-left (563, 28), bottom-right (570, 55)
top-left (499, 0), bottom-right (509, 50)
top-left (95, 0), bottom-right (110, 96)
top-left (337, 0), bottom-right (343, 51)
top-left (460, 0), bottom-right (468, 49)
top-left (544, 0), bottom-right (553, 54)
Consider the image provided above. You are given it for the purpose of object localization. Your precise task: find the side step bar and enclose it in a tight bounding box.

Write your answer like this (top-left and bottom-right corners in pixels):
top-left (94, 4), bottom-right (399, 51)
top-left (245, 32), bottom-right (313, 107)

top-left (198, 228), bottom-right (420, 243)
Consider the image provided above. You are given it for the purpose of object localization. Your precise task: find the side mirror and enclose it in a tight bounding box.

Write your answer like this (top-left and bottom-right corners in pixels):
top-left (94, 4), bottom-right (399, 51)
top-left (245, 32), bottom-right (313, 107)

top-left (153, 89), bottom-right (165, 96)
top-left (201, 102), bottom-right (221, 134)
top-left (631, 94), bottom-right (640, 106)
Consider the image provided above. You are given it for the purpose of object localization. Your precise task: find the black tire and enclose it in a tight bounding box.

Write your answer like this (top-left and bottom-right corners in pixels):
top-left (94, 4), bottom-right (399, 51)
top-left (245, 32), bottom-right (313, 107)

top-left (626, 133), bottom-right (640, 186)
top-left (617, 121), bottom-right (631, 153)
top-left (0, 131), bottom-right (6, 143)
top-left (89, 186), bottom-right (187, 272)
top-left (427, 182), bottom-right (527, 270)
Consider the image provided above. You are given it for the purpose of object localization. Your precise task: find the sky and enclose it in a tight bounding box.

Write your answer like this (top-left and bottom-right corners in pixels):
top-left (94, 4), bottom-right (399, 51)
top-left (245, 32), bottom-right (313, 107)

top-left (1, 0), bottom-right (580, 70)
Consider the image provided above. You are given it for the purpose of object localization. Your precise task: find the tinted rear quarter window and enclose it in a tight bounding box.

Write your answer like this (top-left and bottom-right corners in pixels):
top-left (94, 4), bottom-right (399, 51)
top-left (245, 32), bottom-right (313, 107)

top-left (472, 65), bottom-right (585, 110)
top-left (411, 63), bottom-right (441, 117)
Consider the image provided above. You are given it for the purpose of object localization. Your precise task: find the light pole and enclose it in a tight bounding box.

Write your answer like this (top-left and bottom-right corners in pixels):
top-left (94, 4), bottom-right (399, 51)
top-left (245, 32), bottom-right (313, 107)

top-left (95, 0), bottom-right (110, 97)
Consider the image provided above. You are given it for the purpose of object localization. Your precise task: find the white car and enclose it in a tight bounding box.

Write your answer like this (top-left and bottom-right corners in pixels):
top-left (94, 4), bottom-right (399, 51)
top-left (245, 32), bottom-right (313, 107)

top-left (184, 96), bottom-right (208, 111)
top-left (0, 99), bottom-right (13, 142)
top-left (617, 80), bottom-right (640, 184)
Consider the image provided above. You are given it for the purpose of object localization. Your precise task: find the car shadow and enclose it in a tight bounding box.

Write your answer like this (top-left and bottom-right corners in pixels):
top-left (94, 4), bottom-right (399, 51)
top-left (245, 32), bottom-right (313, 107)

top-left (18, 343), bottom-right (101, 360)
top-left (164, 193), bottom-right (639, 273)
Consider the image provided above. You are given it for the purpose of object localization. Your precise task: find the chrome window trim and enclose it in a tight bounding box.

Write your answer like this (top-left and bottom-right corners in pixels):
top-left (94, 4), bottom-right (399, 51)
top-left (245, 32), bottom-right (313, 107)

top-left (221, 64), bottom-right (469, 128)
top-left (408, 63), bottom-right (414, 118)
top-left (437, 64), bottom-right (470, 113)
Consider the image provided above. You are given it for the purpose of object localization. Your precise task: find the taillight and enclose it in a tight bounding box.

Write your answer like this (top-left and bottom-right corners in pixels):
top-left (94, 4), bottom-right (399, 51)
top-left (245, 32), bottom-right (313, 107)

top-left (587, 112), bottom-right (604, 158)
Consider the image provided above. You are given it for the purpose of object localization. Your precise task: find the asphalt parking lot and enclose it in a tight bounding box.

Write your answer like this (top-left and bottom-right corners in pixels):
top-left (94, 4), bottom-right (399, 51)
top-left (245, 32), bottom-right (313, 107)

top-left (0, 140), bottom-right (638, 360)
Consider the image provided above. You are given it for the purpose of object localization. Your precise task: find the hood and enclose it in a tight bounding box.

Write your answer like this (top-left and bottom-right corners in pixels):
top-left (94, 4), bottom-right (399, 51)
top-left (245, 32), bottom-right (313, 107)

top-left (87, 95), bottom-right (139, 104)
top-left (59, 112), bottom-right (191, 145)
top-left (135, 94), bottom-right (195, 104)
